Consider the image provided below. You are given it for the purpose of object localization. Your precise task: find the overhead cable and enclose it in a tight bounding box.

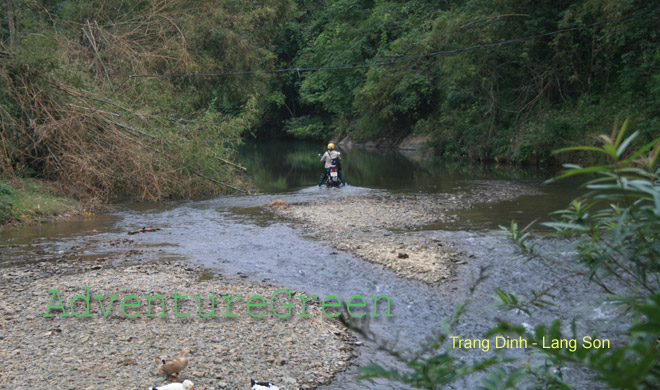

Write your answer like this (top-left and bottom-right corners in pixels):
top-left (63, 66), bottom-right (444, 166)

top-left (117, 7), bottom-right (659, 80)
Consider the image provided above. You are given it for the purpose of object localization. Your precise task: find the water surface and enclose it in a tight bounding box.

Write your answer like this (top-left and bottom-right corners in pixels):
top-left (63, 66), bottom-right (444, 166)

top-left (238, 140), bottom-right (583, 230)
top-left (1, 143), bottom-right (614, 389)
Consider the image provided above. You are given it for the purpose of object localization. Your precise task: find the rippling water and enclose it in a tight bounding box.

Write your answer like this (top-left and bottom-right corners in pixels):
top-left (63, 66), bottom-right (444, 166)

top-left (1, 144), bottom-right (620, 389)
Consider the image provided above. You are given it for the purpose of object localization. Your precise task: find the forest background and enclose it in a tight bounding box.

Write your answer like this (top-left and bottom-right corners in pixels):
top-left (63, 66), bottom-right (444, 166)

top-left (1, 0), bottom-right (658, 205)
top-left (2, 2), bottom-right (660, 389)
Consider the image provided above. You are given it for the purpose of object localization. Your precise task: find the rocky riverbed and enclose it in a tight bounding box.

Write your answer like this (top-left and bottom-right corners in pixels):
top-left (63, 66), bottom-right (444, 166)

top-left (0, 179), bottom-right (545, 389)
top-left (0, 260), bottom-right (354, 390)
top-left (269, 181), bottom-right (544, 285)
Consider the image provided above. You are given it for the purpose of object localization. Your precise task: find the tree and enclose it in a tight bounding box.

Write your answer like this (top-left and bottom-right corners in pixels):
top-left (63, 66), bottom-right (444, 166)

top-left (7, 0), bottom-right (16, 52)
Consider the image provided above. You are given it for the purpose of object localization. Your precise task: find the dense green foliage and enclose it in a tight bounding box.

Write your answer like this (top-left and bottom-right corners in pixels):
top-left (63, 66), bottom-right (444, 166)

top-left (0, 0), bottom-right (293, 201)
top-left (1, 0), bottom-right (658, 200)
top-left (271, 0), bottom-right (659, 163)
top-left (357, 121), bottom-right (660, 389)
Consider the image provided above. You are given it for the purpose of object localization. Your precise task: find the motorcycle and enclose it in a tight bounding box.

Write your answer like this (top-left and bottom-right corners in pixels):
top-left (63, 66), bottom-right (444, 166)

top-left (325, 162), bottom-right (342, 187)
top-left (319, 152), bottom-right (343, 187)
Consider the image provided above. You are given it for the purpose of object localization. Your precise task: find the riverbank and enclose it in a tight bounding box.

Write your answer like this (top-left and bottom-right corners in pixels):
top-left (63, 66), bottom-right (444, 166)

top-left (269, 181), bottom-right (544, 285)
top-left (336, 133), bottom-right (431, 152)
top-left (0, 259), bottom-right (354, 389)
top-left (0, 178), bottom-right (82, 230)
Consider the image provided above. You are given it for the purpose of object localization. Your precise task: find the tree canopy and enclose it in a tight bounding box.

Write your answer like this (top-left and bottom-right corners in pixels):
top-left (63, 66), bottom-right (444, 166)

top-left (1, 0), bottom-right (658, 200)
top-left (271, 0), bottom-right (659, 163)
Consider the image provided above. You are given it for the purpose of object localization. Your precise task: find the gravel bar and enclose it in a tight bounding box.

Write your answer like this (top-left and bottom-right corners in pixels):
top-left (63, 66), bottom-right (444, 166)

top-left (270, 181), bottom-right (543, 285)
top-left (0, 261), bottom-right (355, 390)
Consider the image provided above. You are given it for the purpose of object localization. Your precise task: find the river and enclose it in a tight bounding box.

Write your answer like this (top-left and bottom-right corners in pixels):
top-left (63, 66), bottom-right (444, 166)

top-left (1, 141), bottom-right (620, 389)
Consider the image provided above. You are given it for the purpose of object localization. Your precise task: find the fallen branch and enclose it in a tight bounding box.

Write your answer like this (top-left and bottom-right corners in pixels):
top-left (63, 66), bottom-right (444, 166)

top-left (216, 156), bottom-right (247, 171)
top-left (45, 144), bottom-right (74, 188)
top-left (65, 103), bottom-right (120, 117)
top-left (193, 171), bottom-right (249, 194)
top-left (107, 119), bottom-right (156, 138)
top-left (103, 118), bottom-right (250, 195)
top-left (82, 25), bottom-right (113, 86)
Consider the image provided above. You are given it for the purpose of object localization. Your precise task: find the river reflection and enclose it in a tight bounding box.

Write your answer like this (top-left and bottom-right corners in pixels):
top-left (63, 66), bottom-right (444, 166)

top-left (0, 141), bottom-right (616, 390)
top-left (238, 140), bottom-right (560, 193)
top-left (238, 140), bottom-right (582, 230)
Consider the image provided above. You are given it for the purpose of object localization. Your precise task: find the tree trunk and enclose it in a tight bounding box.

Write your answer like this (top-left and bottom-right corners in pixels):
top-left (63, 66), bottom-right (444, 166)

top-left (7, 0), bottom-right (16, 52)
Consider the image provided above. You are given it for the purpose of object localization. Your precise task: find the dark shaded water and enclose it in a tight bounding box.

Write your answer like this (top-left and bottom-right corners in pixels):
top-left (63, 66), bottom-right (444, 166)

top-left (238, 141), bottom-right (583, 230)
top-left (1, 143), bottom-right (618, 389)
top-left (239, 141), bottom-right (560, 193)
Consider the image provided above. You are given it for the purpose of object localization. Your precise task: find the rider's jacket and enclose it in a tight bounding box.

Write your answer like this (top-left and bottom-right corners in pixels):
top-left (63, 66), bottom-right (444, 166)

top-left (320, 150), bottom-right (340, 169)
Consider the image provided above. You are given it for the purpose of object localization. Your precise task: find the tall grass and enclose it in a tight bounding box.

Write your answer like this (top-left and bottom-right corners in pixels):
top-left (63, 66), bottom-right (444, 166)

top-left (0, 0), bottom-right (294, 203)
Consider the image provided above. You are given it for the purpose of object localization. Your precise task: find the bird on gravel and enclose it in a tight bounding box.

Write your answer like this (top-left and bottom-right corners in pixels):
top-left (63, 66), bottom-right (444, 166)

top-left (251, 378), bottom-right (280, 390)
top-left (155, 348), bottom-right (191, 381)
top-left (149, 379), bottom-right (194, 390)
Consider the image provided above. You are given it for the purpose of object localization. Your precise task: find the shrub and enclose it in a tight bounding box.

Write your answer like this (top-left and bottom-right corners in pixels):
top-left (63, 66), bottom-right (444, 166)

top-left (357, 118), bottom-right (660, 389)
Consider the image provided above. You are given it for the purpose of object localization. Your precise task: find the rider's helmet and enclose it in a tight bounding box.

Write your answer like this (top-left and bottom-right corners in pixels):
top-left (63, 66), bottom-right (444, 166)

top-left (327, 143), bottom-right (335, 150)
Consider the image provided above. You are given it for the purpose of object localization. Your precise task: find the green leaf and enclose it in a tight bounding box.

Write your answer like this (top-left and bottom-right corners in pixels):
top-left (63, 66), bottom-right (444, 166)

top-left (554, 165), bottom-right (612, 180)
top-left (615, 131), bottom-right (638, 158)
top-left (613, 116), bottom-right (630, 149)
top-left (553, 146), bottom-right (609, 155)
top-left (622, 136), bottom-right (660, 166)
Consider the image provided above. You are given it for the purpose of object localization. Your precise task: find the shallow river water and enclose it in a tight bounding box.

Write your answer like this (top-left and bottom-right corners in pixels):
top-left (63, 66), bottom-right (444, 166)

top-left (1, 142), bottom-right (623, 389)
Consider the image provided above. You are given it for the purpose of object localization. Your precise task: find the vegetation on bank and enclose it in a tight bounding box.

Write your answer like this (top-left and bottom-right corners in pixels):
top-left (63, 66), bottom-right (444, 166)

top-left (0, 178), bottom-right (80, 226)
top-left (1, 0), bottom-right (293, 203)
top-left (357, 121), bottom-right (660, 389)
top-left (271, 0), bottom-right (659, 164)
top-left (1, 0), bottom-right (658, 202)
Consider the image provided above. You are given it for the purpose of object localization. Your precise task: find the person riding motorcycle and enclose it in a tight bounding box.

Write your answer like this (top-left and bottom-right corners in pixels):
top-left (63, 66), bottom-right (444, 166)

top-left (318, 143), bottom-right (346, 186)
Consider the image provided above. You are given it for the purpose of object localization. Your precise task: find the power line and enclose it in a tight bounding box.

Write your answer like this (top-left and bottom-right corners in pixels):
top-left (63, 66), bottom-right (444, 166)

top-left (384, 7), bottom-right (660, 66)
top-left (119, 7), bottom-right (659, 80)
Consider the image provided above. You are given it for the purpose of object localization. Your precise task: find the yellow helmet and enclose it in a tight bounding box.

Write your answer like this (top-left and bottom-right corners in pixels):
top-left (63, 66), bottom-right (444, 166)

top-left (327, 143), bottom-right (335, 150)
